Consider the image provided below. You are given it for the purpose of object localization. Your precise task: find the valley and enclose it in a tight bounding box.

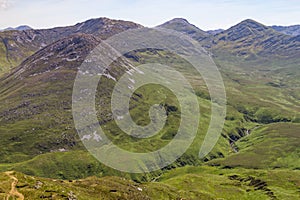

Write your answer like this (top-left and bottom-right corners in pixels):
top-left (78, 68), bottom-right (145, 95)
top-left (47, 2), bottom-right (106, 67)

top-left (0, 16), bottom-right (299, 199)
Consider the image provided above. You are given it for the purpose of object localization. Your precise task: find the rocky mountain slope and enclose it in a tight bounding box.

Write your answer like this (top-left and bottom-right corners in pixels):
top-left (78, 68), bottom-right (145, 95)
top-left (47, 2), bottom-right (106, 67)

top-left (211, 19), bottom-right (300, 59)
top-left (159, 18), bottom-right (300, 60)
top-left (0, 17), bottom-right (141, 75)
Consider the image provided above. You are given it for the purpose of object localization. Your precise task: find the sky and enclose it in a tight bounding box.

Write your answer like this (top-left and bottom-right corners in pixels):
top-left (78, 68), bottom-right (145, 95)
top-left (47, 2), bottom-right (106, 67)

top-left (0, 0), bottom-right (299, 30)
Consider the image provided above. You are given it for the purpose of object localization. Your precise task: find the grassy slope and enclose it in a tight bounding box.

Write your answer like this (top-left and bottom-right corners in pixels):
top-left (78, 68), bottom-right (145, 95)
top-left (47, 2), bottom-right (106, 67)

top-left (0, 47), bottom-right (299, 177)
top-left (0, 166), bottom-right (299, 199)
top-left (158, 166), bottom-right (300, 200)
top-left (210, 123), bottom-right (300, 169)
top-left (0, 26), bottom-right (299, 199)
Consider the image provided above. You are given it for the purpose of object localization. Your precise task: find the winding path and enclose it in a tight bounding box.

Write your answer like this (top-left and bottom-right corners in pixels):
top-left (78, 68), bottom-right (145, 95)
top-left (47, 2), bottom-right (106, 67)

top-left (5, 171), bottom-right (24, 200)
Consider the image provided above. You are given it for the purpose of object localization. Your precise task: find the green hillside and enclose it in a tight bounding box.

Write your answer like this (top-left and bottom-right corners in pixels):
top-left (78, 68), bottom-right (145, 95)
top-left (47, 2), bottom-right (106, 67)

top-left (1, 167), bottom-right (299, 199)
top-left (0, 17), bottom-right (299, 199)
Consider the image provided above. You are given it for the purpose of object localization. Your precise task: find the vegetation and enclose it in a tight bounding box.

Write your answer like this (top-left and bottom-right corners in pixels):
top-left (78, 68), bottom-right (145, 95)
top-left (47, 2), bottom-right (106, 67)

top-left (0, 166), bottom-right (299, 199)
top-left (0, 17), bottom-right (299, 199)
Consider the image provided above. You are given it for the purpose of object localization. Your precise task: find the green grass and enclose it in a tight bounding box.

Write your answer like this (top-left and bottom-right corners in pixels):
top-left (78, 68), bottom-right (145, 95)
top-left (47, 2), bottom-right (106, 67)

top-left (0, 171), bottom-right (156, 200)
top-left (0, 40), bottom-right (299, 200)
top-left (158, 165), bottom-right (300, 200)
top-left (210, 123), bottom-right (300, 169)
top-left (1, 166), bottom-right (299, 199)
top-left (0, 47), bottom-right (298, 173)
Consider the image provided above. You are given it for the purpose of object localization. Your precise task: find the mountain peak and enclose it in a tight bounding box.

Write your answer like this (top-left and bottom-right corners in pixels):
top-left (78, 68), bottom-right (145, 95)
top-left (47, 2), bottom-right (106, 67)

top-left (158, 18), bottom-right (209, 41)
top-left (224, 19), bottom-right (270, 35)
top-left (240, 18), bottom-right (259, 24)
top-left (237, 19), bottom-right (267, 30)
top-left (1, 25), bottom-right (32, 32)
top-left (212, 19), bottom-right (298, 58)
top-left (159, 18), bottom-right (197, 28)
top-left (166, 18), bottom-right (190, 24)
top-left (71, 17), bottom-right (143, 39)
top-left (216, 19), bottom-right (271, 42)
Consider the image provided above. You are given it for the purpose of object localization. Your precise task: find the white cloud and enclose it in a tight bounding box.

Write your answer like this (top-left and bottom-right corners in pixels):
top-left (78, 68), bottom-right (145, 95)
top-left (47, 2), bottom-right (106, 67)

top-left (0, 0), bottom-right (11, 10)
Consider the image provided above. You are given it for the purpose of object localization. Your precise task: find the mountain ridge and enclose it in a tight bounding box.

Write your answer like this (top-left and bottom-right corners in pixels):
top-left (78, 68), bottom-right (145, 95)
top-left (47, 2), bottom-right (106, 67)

top-left (1, 17), bottom-right (299, 75)
top-left (0, 17), bottom-right (142, 75)
top-left (271, 24), bottom-right (300, 36)
top-left (157, 18), bottom-right (300, 59)
top-left (210, 19), bottom-right (300, 58)
top-left (0, 25), bottom-right (32, 32)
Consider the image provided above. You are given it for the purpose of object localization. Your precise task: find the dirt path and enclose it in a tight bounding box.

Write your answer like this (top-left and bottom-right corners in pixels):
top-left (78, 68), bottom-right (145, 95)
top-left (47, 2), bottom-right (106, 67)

top-left (5, 171), bottom-right (24, 200)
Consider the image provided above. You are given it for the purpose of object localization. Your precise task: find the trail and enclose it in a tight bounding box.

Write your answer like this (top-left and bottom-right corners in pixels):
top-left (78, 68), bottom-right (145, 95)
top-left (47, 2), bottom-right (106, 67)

top-left (5, 171), bottom-right (24, 200)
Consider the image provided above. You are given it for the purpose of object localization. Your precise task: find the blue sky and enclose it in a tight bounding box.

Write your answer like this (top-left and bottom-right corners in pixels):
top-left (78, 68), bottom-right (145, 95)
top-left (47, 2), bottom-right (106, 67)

top-left (0, 0), bottom-right (299, 30)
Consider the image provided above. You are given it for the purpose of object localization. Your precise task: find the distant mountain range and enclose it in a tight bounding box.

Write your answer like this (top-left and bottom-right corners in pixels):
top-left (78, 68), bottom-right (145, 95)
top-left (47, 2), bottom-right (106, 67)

top-left (206, 29), bottom-right (224, 35)
top-left (3, 22), bottom-right (300, 36)
top-left (158, 18), bottom-right (300, 60)
top-left (271, 25), bottom-right (300, 36)
top-left (1, 17), bottom-right (299, 75)
top-left (0, 25), bottom-right (32, 32)
top-left (207, 25), bottom-right (300, 36)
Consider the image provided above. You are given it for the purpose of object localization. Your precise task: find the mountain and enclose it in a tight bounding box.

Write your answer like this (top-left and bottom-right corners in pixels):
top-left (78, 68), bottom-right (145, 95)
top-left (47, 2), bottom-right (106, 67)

top-left (0, 26), bottom-right (211, 177)
top-left (271, 25), bottom-right (300, 36)
top-left (157, 17), bottom-right (300, 168)
top-left (0, 34), bottom-right (101, 163)
top-left (158, 18), bottom-right (300, 59)
top-left (0, 17), bottom-right (142, 75)
top-left (2, 18), bottom-right (298, 76)
top-left (2, 25), bottom-right (32, 32)
top-left (0, 29), bottom-right (183, 180)
top-left (211, 19), bottom-right (300, 59)
top-left (206, 29), bottom-right (224, 35)
top-left (0, 17), bottom-right (299, 199)
top-left (158, 18), bottom-right (210, 41)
